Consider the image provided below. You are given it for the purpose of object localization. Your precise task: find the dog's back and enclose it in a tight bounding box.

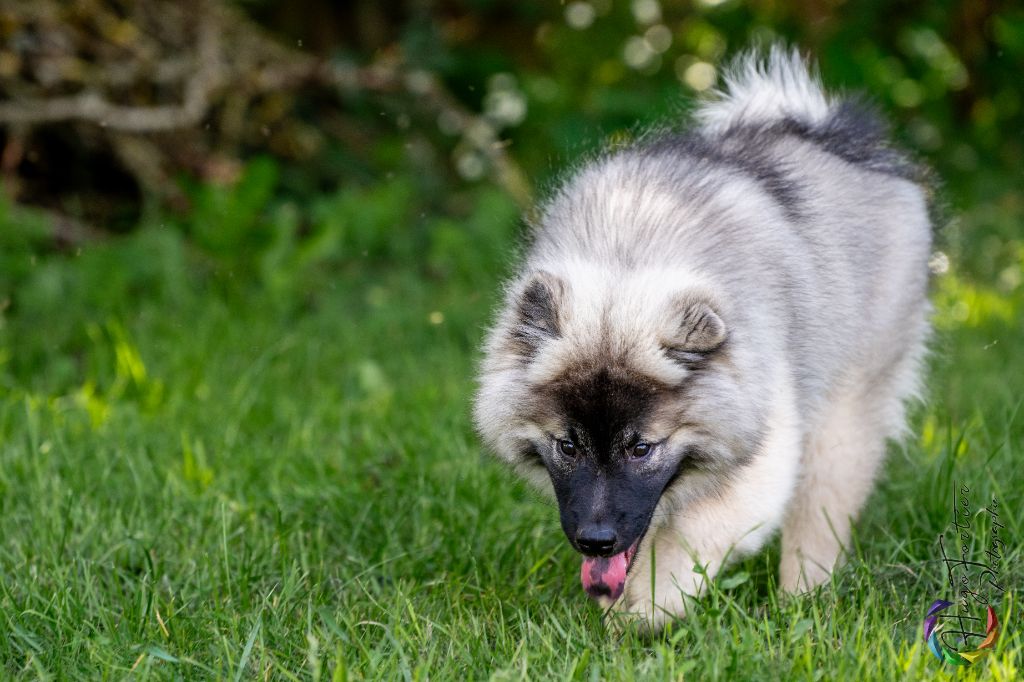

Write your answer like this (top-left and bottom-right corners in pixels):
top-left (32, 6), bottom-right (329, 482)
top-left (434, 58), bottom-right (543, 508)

top-left (527, 47), bottom-right (931, 424)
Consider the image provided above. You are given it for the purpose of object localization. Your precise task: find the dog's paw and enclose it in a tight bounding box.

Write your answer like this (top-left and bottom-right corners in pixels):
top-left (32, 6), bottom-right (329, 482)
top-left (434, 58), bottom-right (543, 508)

top-left (778, 549), bottom-right (833, 595)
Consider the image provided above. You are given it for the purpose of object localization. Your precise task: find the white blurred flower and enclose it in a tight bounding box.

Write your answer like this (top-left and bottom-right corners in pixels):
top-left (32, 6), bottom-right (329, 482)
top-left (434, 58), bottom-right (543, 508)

top-left (631, 0), bottom-right (661, 25)
top-left (455, 150), bottom-right (486, 180)
top-left (484, 90), bottom-right (528, 126)
top-left (644, 24), bottom-right (672, 53)
top-left (484, 73), bottom-right (528, 127)
top-left (928, 251), bottom-right (950, 275)
top-left (623, 36), bottom-right (656, 70)
top-left (565, 2), bottom-right (596, 30)
top-left (676, 59), bottom-right (716, 91)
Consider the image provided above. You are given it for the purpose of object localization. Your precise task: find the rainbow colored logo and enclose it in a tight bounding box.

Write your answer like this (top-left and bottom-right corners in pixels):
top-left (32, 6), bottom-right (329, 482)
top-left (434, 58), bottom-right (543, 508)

top-left (923, 599), bottom-right (1000, 665)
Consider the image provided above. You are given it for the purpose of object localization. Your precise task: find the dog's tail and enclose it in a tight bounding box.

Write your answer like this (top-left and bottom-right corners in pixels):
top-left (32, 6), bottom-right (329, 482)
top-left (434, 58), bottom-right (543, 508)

top-left (695, 45), bottom-right (831, 134)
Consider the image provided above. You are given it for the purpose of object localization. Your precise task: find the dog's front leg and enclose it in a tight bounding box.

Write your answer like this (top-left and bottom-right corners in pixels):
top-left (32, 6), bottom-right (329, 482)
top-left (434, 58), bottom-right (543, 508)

top-left (612, 389), bottom-right (803, 633)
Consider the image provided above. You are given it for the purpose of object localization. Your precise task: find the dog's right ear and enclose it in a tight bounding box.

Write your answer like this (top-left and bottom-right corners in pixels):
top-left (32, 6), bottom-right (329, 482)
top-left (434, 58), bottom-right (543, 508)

top-left (507, 271), bottom-right (565, 357)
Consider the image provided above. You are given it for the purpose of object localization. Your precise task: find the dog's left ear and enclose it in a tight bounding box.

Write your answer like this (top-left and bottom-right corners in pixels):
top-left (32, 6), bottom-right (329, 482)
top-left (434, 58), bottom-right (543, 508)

top-left (662, 295), bottom-right (727, 362)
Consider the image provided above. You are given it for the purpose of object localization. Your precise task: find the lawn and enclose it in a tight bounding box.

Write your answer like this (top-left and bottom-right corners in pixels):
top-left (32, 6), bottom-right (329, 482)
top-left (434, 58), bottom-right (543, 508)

top-left (0, 177), bottom-right (1021, 680)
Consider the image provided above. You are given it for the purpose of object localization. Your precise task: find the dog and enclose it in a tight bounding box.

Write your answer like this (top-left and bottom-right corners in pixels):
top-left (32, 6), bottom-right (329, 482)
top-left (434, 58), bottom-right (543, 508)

top-left (473, 46), bottom-right (932, 631)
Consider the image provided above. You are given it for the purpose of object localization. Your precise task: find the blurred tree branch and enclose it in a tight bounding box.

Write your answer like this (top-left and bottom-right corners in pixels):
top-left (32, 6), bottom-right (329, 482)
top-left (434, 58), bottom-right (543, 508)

top-left (0, 0), bottom-right (531, 231)
top-left (0, 15), bottom-right (222, 132)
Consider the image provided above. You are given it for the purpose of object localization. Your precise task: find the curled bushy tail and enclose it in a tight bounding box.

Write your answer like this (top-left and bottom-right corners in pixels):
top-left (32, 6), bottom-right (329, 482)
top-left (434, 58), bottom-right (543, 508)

top-left (696, 46), bottom-right (830, 134)
top-left (694, 45), bottom-right (920, 181)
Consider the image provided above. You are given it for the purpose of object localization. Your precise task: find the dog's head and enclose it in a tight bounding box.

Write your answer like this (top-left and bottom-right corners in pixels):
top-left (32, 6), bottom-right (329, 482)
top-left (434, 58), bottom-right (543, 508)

top-left (475, 266), bottom-right (768, 602)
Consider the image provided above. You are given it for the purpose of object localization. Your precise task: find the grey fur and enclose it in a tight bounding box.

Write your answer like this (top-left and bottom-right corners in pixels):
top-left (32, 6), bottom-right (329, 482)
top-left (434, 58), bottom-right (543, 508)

top-left (473, 46), bottom-right (933, 630)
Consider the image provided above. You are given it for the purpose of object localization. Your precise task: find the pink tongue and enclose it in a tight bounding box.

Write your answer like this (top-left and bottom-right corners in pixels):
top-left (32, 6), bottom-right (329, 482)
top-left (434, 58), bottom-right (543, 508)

top-left (580, 552), bottom-right (629, 601)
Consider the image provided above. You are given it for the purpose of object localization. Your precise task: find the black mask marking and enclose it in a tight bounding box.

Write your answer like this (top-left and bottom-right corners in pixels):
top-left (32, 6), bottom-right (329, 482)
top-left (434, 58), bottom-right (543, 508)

top-left (543, 365), bottom-right (677, 556)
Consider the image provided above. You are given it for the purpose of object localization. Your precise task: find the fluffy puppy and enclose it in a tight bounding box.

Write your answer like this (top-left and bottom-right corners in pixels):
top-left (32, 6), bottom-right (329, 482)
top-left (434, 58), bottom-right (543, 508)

top-left (473, 46), bottom-right (932, 631)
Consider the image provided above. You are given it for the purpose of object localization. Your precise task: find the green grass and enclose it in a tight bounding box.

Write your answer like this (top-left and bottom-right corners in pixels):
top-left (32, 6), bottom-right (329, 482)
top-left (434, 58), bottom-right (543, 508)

top-left (0, 196), bottom-right (1022, 680)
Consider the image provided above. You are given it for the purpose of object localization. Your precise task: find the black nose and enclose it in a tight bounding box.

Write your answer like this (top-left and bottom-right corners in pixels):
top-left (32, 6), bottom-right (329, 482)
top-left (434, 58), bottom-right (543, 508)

top-left (576, 526), bottom-right (617, 556)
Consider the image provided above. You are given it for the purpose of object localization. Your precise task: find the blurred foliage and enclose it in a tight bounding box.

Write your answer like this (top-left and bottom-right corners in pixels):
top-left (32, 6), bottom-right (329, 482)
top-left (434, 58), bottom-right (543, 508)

top-left (0, 0), bottom-right (1022, 354)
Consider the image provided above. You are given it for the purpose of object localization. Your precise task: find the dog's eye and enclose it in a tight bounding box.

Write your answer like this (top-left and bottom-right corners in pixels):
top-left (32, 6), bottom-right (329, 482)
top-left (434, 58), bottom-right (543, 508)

top-left (630, 442), bottom-right (652, 459)
top-left (558, 440), bottom-right (576, 457)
